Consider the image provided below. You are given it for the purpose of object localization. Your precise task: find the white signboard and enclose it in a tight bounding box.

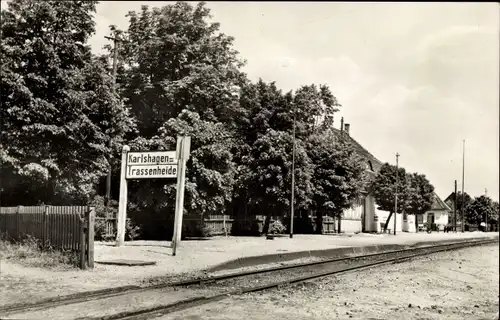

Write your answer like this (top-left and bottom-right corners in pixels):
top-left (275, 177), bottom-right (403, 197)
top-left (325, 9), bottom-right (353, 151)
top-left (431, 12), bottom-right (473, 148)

top-left (116, 139), bottom-right (190, 251)
top-left (126, 151), bottom-right (178, 179)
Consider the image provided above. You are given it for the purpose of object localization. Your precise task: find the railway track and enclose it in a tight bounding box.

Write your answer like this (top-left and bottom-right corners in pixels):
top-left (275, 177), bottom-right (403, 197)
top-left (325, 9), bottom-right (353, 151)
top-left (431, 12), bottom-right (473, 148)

top-left (1, 238), bottom-right (497, 319)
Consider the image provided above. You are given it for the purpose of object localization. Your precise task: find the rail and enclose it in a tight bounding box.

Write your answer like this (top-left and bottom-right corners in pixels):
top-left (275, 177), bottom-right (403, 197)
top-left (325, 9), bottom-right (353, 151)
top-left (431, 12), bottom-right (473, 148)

top-left (1, 237), bottom-right (496, 319)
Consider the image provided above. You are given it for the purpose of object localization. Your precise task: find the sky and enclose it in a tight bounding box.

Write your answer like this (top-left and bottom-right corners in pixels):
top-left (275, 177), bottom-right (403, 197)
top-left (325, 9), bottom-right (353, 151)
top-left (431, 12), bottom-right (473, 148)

top-left (11, 1), bottom-right (500, 201)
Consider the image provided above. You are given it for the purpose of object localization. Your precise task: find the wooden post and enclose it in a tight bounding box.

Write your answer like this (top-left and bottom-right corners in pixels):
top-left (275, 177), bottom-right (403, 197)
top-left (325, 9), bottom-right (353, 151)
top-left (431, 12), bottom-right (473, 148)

top-left (42, 205), bottom-right (49, 249)
top-left (79, 218), bottom-right (86, 269)
top-left (337, 213), bottom-right (341, 234)
top-left (223, 214), bottom-right (227, 237)
top-left (16, 206), bottom-right (22, 241)
top-left (87, 206), bottom-right (95, 268)
top-left (172, 136), bottom-right (191, 256)
top-left (394, 153), bottom-right (399, 236)
top-left (115, 145), bottom-right (130, 247)
top-left (454, 180), bottom-right (457, 232)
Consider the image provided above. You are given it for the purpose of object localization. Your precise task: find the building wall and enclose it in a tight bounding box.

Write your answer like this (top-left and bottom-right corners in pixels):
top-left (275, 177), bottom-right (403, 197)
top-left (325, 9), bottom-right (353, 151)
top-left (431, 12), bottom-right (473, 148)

top-left (340, 197), bottom-right (363, 233)
top-left (343, 198), bottom-right (364, 220)
top-left (375, 211), bottom-right (416, 233)
top-left (420, 211), bottom-right (449, 229)
top-left (341, 219), bottom-right (362, 233)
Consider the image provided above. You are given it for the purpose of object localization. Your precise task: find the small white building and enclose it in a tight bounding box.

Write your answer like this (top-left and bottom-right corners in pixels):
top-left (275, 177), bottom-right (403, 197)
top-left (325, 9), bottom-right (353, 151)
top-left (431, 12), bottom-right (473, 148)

top-left (417, 192), bottom-right (451, 231)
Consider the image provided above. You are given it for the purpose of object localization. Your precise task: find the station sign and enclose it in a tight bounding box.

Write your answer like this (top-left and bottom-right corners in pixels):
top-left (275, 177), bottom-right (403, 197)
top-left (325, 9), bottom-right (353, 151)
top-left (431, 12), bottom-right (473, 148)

top-left (125, 151), bottom-right (178, 179)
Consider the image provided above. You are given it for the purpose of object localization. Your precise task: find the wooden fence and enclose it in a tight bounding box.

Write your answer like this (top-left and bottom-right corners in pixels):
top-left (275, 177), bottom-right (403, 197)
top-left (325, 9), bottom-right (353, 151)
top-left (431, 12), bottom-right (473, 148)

top-left (182, 214), bottom-right (338, 236)
top-left (0, 206), bottom-right (95, 269)
top-left (96, 217), bottom-right (117, 239)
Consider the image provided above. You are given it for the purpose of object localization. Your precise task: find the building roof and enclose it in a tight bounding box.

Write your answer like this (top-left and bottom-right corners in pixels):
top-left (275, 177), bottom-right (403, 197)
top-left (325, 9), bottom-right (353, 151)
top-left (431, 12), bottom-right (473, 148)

top-left (443, 192), bottom-right (455, 204)
top-left (331, 128), bottom-right (383, 172)
top-left (430, 192), bottom-right (452, 211)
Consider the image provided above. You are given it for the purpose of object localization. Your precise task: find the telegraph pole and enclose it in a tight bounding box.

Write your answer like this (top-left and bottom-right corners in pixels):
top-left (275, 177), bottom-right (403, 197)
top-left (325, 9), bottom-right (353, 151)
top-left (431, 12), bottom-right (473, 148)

top-left (104, 33), bottom-right (121, 210)
top-left (290, 109), bottom-right (296, 239)
top-left (485, 188), bottom-right (488, 232)
top-left (461, 140), bottom-right (465, 233)
top-left (394, 153), bottom-right (400, 236)
top-left (454, 180), bottom-right (457, 232)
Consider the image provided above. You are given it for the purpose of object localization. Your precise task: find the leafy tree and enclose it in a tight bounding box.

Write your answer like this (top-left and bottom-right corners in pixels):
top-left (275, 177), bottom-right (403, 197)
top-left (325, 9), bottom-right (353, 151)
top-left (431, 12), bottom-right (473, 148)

top-left (371, 163), bottom-right (409, 232)
top-left (102, 2), bottom-right (252, 238)
top-left (112, 1), bottom-right (247, 138)
top-left (245, 129), bottom-right (314, 233)
top-left (0, 0), bottom-right (135, 205)
top-left (465, 195), bottom-right (495, 228)
top-left (231, 80), bottom-right (295, 221)
top-left (447, 191), bottom-right (472, 216)
top-left (231, 79), bottom-right (343, 233)
top-left (404, 173), bottom-right (435, 232)
top-left (490, 201), bottom-right (499, 230)
top-left (306, 131), bottom-right (365, 233)
top-left (292, 84), bottom-right (340, 137)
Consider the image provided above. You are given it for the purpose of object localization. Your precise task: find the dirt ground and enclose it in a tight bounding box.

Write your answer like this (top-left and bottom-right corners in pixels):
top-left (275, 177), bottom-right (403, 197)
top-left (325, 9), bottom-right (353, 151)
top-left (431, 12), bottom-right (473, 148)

top-left (161, 244), bottom-right (500, 320)
top-left (0, 233), bottom-right (497, 308)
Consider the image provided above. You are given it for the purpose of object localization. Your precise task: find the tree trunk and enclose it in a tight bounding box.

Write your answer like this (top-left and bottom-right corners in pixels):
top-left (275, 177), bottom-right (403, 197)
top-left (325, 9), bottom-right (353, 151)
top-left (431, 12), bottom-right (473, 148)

top-left (263, 211), bottom-right (272, 235)
top-left (383, 211), bottom-right (393, 232)
top-left (316, 210), bottom-right (323, 234)
top-left (337, 211), bottom-right (342, 234)
top-left (414, 214), bottom-right (419, 233)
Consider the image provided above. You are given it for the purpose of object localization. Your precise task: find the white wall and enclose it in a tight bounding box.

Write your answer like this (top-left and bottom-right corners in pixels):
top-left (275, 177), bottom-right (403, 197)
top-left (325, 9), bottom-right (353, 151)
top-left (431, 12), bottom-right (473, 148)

top-left (341, 219), bottom-right (362, 233)
top-left (343, 200), bottom-right (363, 220)
top-left (422, 211), bottom-right (449, 229)
top-left (341, 198), bottom-right (363, 233)
top-left (375, 210), bottom-right (417, 233)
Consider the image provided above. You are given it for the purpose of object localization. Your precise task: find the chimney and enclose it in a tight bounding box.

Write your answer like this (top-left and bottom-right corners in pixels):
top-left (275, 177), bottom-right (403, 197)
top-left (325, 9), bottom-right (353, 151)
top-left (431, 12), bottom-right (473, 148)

top-left (340, 117), bottom-right (344, 132)
top-left (344, 123), bottom-right (350, 135)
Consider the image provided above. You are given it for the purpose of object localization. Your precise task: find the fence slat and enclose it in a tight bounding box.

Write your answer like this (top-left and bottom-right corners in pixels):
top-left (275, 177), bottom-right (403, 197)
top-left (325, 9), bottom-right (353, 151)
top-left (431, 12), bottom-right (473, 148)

top-left (73, 212), bottom-right (78, 251)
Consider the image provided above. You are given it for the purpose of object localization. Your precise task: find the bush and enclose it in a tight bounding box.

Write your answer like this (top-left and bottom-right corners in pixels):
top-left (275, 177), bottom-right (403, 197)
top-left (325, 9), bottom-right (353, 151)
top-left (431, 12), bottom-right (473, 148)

top-left (90, 195), bottom-right (119, 241)
top-left (89, 195), bottom-right (118, 219)
top-left (268, 220), bottom-right (286, 235)
top-left (125, 219), bottom-right (141, 241)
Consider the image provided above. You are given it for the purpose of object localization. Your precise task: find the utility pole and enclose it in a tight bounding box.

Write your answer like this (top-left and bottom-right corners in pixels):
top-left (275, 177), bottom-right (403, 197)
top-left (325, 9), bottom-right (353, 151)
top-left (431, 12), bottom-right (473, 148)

top-left (485, 188), bottom-right (488, 232)
top-left (394, 153), bottom-right (399, 236)
top-left (338, 117), bottom-right (344, 234)
top-left (104, 33), bottom-right (121, 213)
top-left (454, 180), bottom-right (457, 232)
top-left (461, 140), bottom-right (465, 233)
top-left (290, 109), bottom-right (296, 239)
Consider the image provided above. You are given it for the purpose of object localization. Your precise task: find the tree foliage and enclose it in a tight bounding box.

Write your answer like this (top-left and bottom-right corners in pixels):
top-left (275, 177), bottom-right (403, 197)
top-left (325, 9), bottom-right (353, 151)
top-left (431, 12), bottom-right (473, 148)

top-left (113, 1), bottom-right (247, 138)
top-left (0, 0), bottom-right (135, 205)
top-left (404, 173), bottom-right (435, 231)
top-left (371, 163), bottom-right (408, 213)
top-left (490, 201), bottom-right (499, 225)
top-left (231, 78), bottom-right (357, 234)
top-left (447, 191), bottom-right (472, 214)
top-left (371, 164), bottom-right (435, 232)
top-left (306, 132), bottom-right (365, 218)
top-left (464, 195), bottom-right (495, 227)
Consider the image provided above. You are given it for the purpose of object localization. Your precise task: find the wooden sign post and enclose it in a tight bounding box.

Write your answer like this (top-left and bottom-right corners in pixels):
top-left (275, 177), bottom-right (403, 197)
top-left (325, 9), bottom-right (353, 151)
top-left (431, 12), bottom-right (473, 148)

top-left (116, 145), bottom-right (130, 247)
top-left (115, 137), bottom-right (190, 255)
top-left (172, 136), bottom-right (191, 256)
